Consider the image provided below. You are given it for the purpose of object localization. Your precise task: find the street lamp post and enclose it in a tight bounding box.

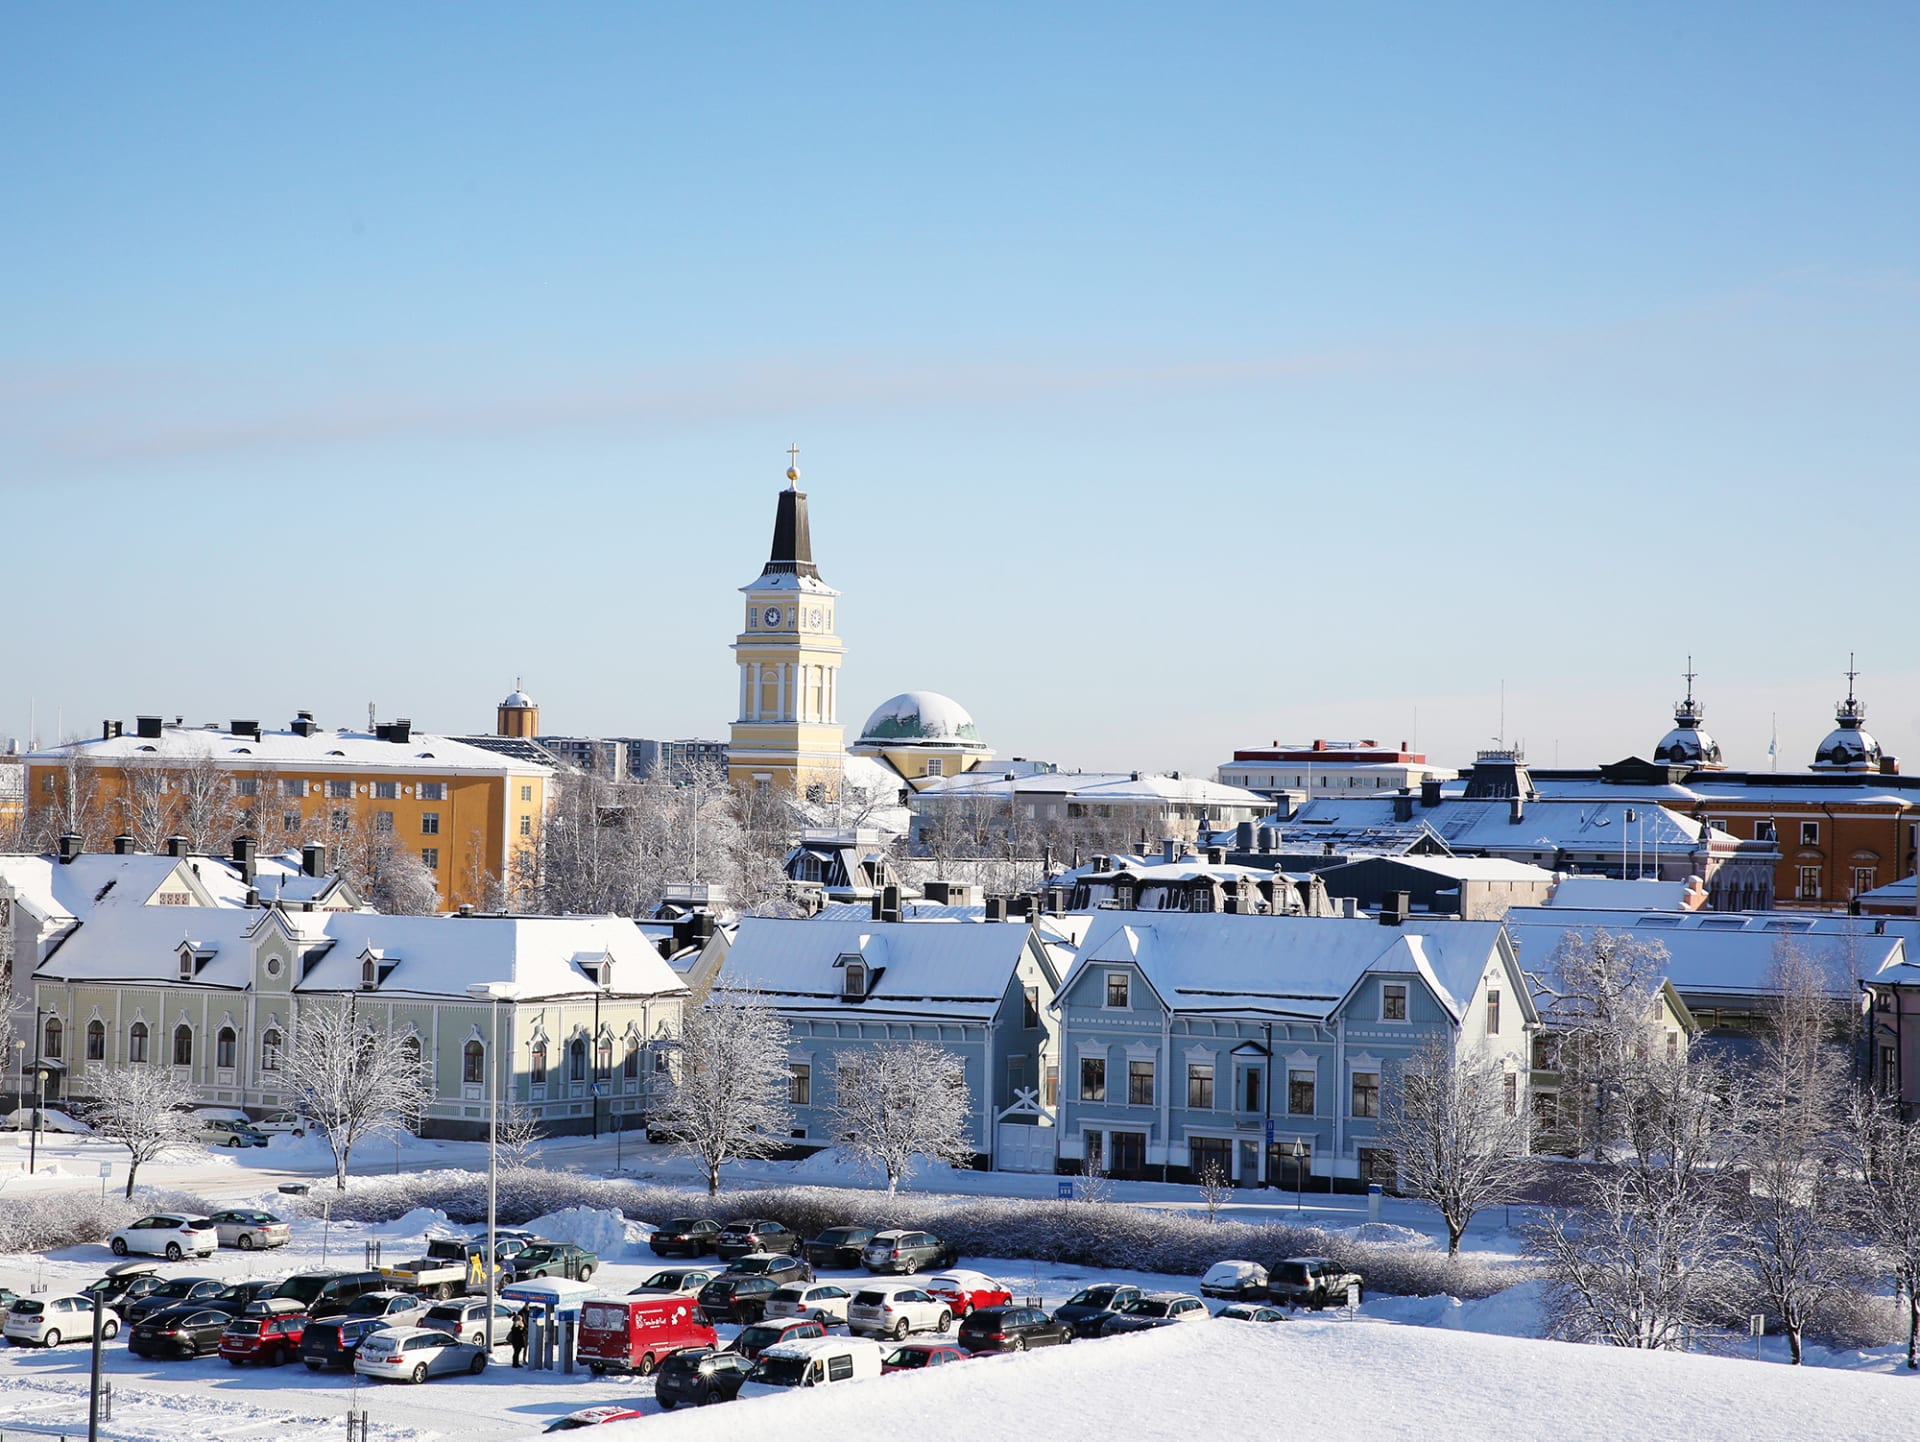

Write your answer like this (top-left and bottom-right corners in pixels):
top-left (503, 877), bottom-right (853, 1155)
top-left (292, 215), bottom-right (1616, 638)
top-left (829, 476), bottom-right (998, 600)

top-left (468, 982), bottom-right (519, 1350)
top-left (13, 1040), bottom-right (23, 1133)
top-left (29, 1005), bottom-right (45, 1175)
top-left (1291, 1138), bottom-right (1306, 1215)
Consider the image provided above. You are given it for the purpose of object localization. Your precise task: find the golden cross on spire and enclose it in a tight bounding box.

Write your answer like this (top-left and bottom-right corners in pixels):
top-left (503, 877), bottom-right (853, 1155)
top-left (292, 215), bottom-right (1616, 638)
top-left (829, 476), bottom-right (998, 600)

top-left (786, 443), bottom-right (801, 485)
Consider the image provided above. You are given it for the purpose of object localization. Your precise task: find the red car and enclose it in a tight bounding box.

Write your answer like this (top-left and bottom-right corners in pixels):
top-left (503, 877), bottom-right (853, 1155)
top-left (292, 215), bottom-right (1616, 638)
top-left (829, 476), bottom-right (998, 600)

top-left (924, 1270), bottom-right (1013, 1318)
top-left (219, 1309), bottom-right (308, 1366)
top-left (882, 1341), bottom-right (972, 1374)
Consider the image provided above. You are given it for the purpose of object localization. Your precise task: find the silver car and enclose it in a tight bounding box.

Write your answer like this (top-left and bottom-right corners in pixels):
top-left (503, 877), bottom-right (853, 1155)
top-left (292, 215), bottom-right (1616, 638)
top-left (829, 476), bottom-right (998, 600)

top-left (352, 1326), bottom-right (489, 1383)
top-left (207, 1210), bottom-right (292, 1250)
top-left (421, 1298), bottom-right (520, 1347)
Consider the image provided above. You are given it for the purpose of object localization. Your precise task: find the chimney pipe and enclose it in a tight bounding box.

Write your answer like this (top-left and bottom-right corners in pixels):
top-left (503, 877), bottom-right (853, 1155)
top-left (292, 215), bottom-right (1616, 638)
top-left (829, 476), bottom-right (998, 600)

top-left (165, 835), bottom-right (189, 859)
top-left (57, 833), bottom-right (82, 864)
top-left (1162, 838), bottom-right (1178, 865)
top-left (112, 834), bottom-right (134, 856)
top-left (232, 835), bottom-right (256, 883)
top-left (302, 842), bottom-right (328, 877)
top-left (1421, 778), bottom-right (1442, 808)
top-left (871, 893), bottom-right (884, 920)
top-left (881, 883), bottom-right (901, 924)
top-left (1380, 890), bottom-right (1409, 926)
top-left (1509, 796), bottom-right (1525, 824)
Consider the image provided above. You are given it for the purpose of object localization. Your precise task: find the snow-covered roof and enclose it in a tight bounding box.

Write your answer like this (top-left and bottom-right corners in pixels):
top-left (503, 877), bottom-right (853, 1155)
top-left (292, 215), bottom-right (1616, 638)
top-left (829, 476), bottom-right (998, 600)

top-left (27, 724), bottom-right (549, 775)
top-left (0, 852), bottom-right (211, 923)
top-left (1063, 911), bottom-right (1511, 1023)
top-left (721, 917), bottom-right (1042, 1022)
top-left (1348, 856), bottom-right (1558, 884)
top-left (856, 691), bottom-right (984, 749)
top-left (1279, 796), bottom-right (1723, 856)
top-left (916, 770), bottom-right (1267, 808)
top-left (1542, 877), bottom-right (1698, 910)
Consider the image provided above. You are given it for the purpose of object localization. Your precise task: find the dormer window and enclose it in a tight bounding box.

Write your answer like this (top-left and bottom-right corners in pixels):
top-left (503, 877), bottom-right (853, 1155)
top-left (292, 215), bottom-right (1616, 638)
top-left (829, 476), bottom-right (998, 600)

top-left (179, 951), bottom-right (194, 982)
top-left (361, 956), bottom-right (378, 989)
top-left (842, 957), bottom-right (868, 1000)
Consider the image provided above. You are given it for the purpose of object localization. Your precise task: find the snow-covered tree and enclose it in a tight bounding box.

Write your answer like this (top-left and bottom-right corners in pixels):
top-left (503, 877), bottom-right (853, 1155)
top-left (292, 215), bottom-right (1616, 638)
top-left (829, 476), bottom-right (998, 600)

top-left (826, 1041), bottom-right (973, 1196)
top-left (1539, 927), bottom-right (1671, 1157)
top-left (366, 843), bottom-right (441, 916)
top-left (1196, 1161), bottom-right (1234, 1223)
top-left (651, 987), bottom-right (793, 1195)
top-left (78, 1065), bottom-right (203, 1197)
top-left (280, 1002), bottom-right (435, 1189)
top-left (1375, 1034), bottom-right (1533, 1256)
top-left (494, 1102), bottom-right (542, 1172)
top-left (1844, 1091), bottom-right (1920, 1370)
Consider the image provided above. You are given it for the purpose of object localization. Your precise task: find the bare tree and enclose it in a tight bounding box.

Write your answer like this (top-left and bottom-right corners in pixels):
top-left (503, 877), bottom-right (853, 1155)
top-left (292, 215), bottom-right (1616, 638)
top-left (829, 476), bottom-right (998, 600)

top-left (1539, 928), bottom-right (1671, 1158)
top-left (495, 1103), bottom-right (542, 1172)
top-left (1844, 1090), bottom-right (1920, 1370)
top-left (1728, 944), bottom-right (1853, 1364)
top-left (33, 748), bottom-right (105, 851)
top-left (280, 1001), bottom-right (436, 1189)
top-left (78, 1065), bottom-right (204, 1198)
top-left (651, 987), bottom-right (793, 1195)
top-left (173, 745), bottom-right (245, 854)
top-left (112, 759), bottom-right (176, 852)
top-left (1076, 1156), bottom-right (1112, 1204)
top-left (1196, 1161), bottom-right (1234, 1223)
top-left (1375, 1034), bottom-right (1533, 1256)
top-left (827, 1041), bottom-right (973, 1196)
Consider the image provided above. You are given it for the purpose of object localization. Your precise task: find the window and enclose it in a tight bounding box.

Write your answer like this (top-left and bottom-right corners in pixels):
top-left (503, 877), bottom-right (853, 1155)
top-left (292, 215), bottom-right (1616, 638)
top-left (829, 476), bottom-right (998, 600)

top-left (1797, 866), bottom-right (1821, 901)
top-left (789, 1062), bottom-right (811, 1106)
top-left (1853, 866), bottom-right (1878, 898)
top-left (1080, 1056), bottom-right (1106, 1102)
top-left (373, 782), bottom-right (398, 800)
top-left (327, 780), bottom-right (353, 799)
top-left (236, 778), bottom-right (259, 798)
top-left (1128, 1059), bottom-right (1155, 1107)
top-left (1666, 1030), bottom-right (1678, 1060)
top-left (1532, 1091), bottom-right (1559, 1130)
top-left (1044, 1064), bottom-right (1059, 1107)
top-left (1008, 1054), bottom-right (1030, 1095)
top-left (86, 1020), bottom-right (105, 1061)
top-left (1502, 1073), bottom-right (1517, 1117)
top-left (216, 1027), bottom-right (237, 1069)
top-left (594, 1035), bottom-right (613, 1081)
top-left (624, 1039), bottom-right (640, 1080)
top-left (519, 815), bottom-right (532, 837)
top-left (1022, 985), bottom-right (1040, 1029)
top-left (281, 779), bottom-right (304, 798)
top-left (1485, 990), bottom-right (1501, 1036)
top-left (1187, 1063), bottom-right (1214, 1109)
top-left (283, 811), bottom-right (300, 832)
top-left (1755, 820), bottom-right (1776, 842)
top-left (520, 785), bottom-right (533, 803)
top-left (1351, 1070), bottom-right (1380, 1118)
top-left (261, 1029), bottom-right (282, 1072)
top-left (361, 955), bottom-right (378, 988)
top-left (842, 960), bottom-right (868, 999)
top-left (330, 810), bottom-right (350, 831)
top-left (1381, 983), bottom-right (1408, 1021)
top-left (43, 1017), bottom-right (62, 1059)
top-left (926, 758), bottom-right (944, 777)
top-left (1242, 1065), bottom-right (1262, 1112)
top-left (375, 810), bottom-right (394, 834)
top-left (420, 782), bottom-right (445, 802)
top-left (129, 1022), bottom-right (149, 1064)
top-left (1881, 1044), bottom-right (1899, 1095)
top-left (1799, 821), bottom-right (1819, 847)
top-left (569, 1038), bottom-right (587, 1082)
top-left (463, 1040), bottom-right (485, 1086)
top-left (1105, 972), bottom-right (1130, 1009)
top-left (1189, 1135), bottom-right (1231, 1180)
top-left (1288, 1068), bottom-right (1315, 1116)
top-left (827, 1353), bottom-right (854, 1383)
top-left (173, 1025), bottom-right (193, 1067)
top-left (530, 1042), bottom-right (548, 1085)
top-left (421, 847), bottom-right (439, 870)
top-left (179, 949), bottom-right (195, 981)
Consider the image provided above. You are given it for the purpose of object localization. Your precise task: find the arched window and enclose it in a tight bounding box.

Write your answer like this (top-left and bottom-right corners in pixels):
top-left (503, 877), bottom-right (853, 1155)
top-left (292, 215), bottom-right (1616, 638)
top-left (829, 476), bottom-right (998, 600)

top-left (128, 1022), bottom-right (149, 1064)
top-left (173, 1024), bottom-right (193, 1067)
top-left (623, 1038), bottom-right (640, 1081)
top-left (569, 1037), bottom-right (587, 1083)
top-left (463, 1039), bottom-right (485, 1086)
top-left (85, 1020), bottom-right (105, 1061)
top-left (43, 1017), bottom-right (62, 1059)
top-left (530, 1041), bottom-right (548, 1085)
top-left (216, 1027), bottom-right (237, 1069)
top-left (594, 1032), bottom-right (613, 1082)
top-left (261, 1029), bottom-right (282, 1073)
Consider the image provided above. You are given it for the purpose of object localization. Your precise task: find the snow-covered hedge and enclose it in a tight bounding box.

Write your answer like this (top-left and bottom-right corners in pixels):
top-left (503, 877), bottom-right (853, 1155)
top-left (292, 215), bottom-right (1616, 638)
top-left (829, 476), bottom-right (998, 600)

top-left (0, 1187), bottom-right (218, 1255)
top-left (296, 1171), bottom-right (1523, 1299)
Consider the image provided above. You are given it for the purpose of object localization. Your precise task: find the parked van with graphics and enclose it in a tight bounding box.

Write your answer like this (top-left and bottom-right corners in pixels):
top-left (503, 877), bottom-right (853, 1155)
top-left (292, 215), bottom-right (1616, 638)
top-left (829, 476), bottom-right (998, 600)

top-left (576, 1294), bottom-right (716, 1377)
top-left (738, 1334), bottom-right (886, 1399)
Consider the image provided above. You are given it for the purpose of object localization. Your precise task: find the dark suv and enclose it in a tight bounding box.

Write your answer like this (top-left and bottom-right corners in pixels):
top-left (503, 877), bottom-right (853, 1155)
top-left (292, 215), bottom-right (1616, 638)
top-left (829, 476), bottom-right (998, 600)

top-left (803, 1227), bottom-right (876, 1271)
top-left (81, 1268), bottom-right (166, 1317)
top-left (695, 1275), bottom-right (780, 1324)
top-left (651, 1219), bottom-right (721, 1258)
top-left (1051, 1284), bottom-right (1141, 1337)
top-left (272, 1271), bottom-right (389, 1319)
top-left (957, 1305), bottom-right (1073, 1353)
top-left (299, 1315), bottom-right (384, 1371)
top-left (654, 1346), bottom-right (755, 1408)
top-left (721, 1253), bottom-right (811, 1285)
top-left (715, 1220), bottom-right (800, 1261)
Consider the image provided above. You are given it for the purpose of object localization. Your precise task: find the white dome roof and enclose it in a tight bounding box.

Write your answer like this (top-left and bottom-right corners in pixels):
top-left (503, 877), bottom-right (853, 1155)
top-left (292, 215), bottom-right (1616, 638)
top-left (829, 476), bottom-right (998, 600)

top-left (1653, 724), bottom-right (1722, 768)
top-left (858, 691), bottom-right (983, 748)
top-left (500, 689), bottom-right (536, 709)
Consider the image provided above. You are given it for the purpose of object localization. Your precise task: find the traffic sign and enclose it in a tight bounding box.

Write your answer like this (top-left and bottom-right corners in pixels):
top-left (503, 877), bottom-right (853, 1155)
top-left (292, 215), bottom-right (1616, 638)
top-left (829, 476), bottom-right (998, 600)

top-left (1057, 1180), bottom-right (1074, 1201)
top-left (590, 1082), bottom-right (607, 1099)
top-left (1264, 1120), bottom-right (1275, 1145)
top-left (610, 1113), bottom-right (623, 1133)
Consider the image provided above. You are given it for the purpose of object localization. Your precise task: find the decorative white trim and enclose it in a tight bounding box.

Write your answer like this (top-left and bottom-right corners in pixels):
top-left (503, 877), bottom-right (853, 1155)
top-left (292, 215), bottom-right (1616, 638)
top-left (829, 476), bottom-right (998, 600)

top-left (1348, 1051), bottom-right (1382, 1073)
top-left (1124, 1041), bottom-right (1157, 1060)
top-left (1284, 1048), bottom-right (1316, 1070)
top-left (1075, 1041), bottom-right (1111, 1061)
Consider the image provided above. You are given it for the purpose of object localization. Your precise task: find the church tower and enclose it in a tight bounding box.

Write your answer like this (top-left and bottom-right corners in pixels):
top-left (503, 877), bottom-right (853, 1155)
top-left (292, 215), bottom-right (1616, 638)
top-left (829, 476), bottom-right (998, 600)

top-left (728, 452), bottom-right (846, 796)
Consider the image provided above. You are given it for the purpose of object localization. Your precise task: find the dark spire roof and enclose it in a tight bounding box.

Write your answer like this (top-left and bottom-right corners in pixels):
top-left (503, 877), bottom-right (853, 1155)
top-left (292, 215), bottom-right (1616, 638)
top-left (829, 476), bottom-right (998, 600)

top-left (764, 483), bottom-right (820, 580)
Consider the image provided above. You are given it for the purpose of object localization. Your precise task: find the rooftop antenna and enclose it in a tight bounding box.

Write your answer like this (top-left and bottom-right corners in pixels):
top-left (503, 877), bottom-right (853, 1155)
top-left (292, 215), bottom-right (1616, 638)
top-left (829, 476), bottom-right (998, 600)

top-left (368, 702), bottom-right (376, 731)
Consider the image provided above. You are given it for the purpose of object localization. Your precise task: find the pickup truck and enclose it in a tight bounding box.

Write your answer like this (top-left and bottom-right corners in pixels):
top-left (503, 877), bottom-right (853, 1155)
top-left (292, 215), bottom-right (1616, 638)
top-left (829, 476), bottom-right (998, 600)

top-left (1267, 1257), bottom-right (1363, 1311)
top-left (379, 1239), bottom-right (499, 1300)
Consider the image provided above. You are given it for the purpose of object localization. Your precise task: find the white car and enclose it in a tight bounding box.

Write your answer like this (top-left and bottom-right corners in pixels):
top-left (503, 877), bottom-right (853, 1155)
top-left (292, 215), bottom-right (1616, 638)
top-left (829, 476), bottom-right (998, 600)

top-left (846, 1283), bottom-right (951, 1341)
top-left (207, 1209), bottom-right (291, 1250)
top-left (251, 1109), bottom-right (309, 1137)
top-left (4, 1295), bottom-right (115, 1347)
top-left (3, 1107), bottom-right (92, 1134)
top-left (628, 1267), bottom-right (717, 1298)
top-left (352, 1325), bottom-right (490, 1383)
top-left (109, 1215), bottom-right (217, 1261)
top-left (762, 1282), bottom-right (854, 1326)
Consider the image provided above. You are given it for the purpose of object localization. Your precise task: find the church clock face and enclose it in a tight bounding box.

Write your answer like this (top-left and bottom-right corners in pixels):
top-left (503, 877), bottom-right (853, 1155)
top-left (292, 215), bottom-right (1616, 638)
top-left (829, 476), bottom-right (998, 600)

top-left (809, 607), bottom-right (823, 628)
top-left (763, 605), bottom-right (782, 627)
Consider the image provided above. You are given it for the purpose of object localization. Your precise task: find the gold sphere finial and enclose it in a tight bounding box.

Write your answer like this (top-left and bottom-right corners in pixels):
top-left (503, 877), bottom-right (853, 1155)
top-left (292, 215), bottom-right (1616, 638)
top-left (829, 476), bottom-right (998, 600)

top-left (785, 442), bottom-right (801, 484)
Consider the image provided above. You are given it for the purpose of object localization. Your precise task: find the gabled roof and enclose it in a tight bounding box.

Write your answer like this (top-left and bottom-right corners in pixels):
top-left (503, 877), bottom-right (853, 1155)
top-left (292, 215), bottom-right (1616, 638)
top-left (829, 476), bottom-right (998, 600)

top-left (0, 852), bottom-right (215, 924)
top-left (1062, 911), bottom-right (1512, 1023)
top-left (721, 917), bottom-right (1044, 1021)
top-left (1280, 796), bottom-right (1720, 856)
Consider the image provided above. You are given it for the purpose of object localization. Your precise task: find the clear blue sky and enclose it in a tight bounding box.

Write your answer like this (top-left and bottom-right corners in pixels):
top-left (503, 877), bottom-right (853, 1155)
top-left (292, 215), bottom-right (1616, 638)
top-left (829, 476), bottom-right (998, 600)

top-left (3, 4), bottom-right (1916, 775)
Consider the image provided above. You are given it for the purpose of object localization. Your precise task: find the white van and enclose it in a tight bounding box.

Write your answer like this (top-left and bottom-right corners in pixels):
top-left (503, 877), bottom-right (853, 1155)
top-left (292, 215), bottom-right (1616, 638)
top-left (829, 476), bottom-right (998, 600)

top-left (738, 1335), bottom-right (886, 1399)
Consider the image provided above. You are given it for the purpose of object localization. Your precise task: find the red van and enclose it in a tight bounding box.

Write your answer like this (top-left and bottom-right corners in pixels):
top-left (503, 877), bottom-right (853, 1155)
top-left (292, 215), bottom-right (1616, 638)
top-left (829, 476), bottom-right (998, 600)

top-left (577, 1295), bottom-right (716, 1377)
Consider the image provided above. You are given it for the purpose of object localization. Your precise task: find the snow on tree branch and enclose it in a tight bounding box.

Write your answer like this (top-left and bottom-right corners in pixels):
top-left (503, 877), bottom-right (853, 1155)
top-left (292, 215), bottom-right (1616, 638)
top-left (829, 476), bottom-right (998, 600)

top-left (77, 1065), bottom-right (204, 1197)
top-left (650, 986), bottom-right (793, 1195)
top-left (827, 1041), bottom-right (973, 1196)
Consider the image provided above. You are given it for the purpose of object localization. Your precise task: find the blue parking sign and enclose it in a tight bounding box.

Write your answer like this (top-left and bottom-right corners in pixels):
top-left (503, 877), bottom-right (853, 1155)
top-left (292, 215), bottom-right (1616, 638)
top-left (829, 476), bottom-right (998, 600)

top-left (1057, 1180), bottom-right (1074, 1200)
top-left (1265, 1120), bottom-right (1275, 1145)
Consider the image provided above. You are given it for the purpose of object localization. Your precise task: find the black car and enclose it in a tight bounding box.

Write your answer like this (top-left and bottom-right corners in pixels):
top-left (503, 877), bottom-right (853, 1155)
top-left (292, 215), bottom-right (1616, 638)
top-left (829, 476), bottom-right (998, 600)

top-left (956, 1305), bottom-right (1073, 1354)
top-left (650, 1218), bottom-right (722, 1258)
top-left (695, 1275), bottom-right (780, 1324)
top-left (125, 1279), bottom-right (248, 1326)
top-left (720, 1253), bottom-right (812, 1285)
top-left (129, 1305), bottom-right (233, 1359)
top-left (234, 1279), bottom-right (286, 1308)
top-left (802, 1227), bottom-right (876, 1271)
top-left (81, 1268), bottom-right (166, 1316)
top-left (272, 1271), bottom-right (388, 1319)
top-left (1051, 1283), bottom-right (1142, 1338)
top-left (715, 1219), bottom-right (800, 1261)
top-left (654, 1346), bottom-right (755, 1408)
top-left (299, 1315), bottom-right (384, 1371)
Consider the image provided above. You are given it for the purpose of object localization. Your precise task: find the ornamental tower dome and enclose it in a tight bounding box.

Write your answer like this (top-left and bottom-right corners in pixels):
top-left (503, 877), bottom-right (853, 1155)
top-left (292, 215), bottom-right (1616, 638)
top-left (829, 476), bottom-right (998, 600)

top-left (1812, 657), bottom-right (1882, 772)
top-left (497, 680), bottom-right (539, 738)
top-left (1651, 659), bottom-right (1724, 770)
top-left (851, 690), bottom-right (993, 789)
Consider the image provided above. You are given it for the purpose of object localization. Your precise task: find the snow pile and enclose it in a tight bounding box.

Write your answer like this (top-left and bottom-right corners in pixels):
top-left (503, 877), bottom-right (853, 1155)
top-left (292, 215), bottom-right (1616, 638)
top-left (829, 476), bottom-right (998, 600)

top-left (1327, 1222), bottom-right (1435, 1249)
top-left (571, 1315), bottom-right (1920, 1442)
top-left (388, 1207), bottom-right (455, 1239)
top-left (522, 1207), bottom-right (637, 1258)
top-left (787, 1146), bottom-right (971, 1188)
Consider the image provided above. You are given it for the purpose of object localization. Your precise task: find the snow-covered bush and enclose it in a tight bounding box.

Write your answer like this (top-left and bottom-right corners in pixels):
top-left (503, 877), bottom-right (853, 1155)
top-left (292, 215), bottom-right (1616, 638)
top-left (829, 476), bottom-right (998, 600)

top-left (0, 1186), bottom-right (218, 1254)
top-left (295, 1171), bottom-right (1525, 1298)
top-left (1805, 1285), bottom-right (1903, 1351)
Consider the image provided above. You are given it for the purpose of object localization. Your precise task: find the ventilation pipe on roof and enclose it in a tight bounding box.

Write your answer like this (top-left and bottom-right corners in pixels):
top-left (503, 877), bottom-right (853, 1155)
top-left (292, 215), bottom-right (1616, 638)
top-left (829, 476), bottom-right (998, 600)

top-left (924, 880), bottom-right (951, 905)
top-left (1393, 794), bottom-right (1415, 823)
top-left (1342, 897), bottom-right (1360, 919)
top-left (880, 883), bottom-right (901, 924)
top-left (232, 835), bottom-right (256, 883)
top-left (301, 842), bottom-right (328, 878)
top-left (135, 716), bottom-right (163, 739)
top-left (1162, 838), bottom-right (1178, 865)
top-left (870, 893), bottom-right (885, 921)
top-left (112, 834), bottom-right (134, 856)
top-left (164, 836), bottom-right (189, 859)
top-left (1257, 826), bottom-right (1275, 853)
top-left (985, 896), bottom-right (1008, 923)
top-left (1204, 847), bottom-right (1226, 865)
top-left (1510, 796), bottom-right (1525, 824)
top-left (56, 833), bottom-right (82, 864)
top-left (290, 712), bottom-right (318, 738)
top-left (244, 886), bottom-right (258, 908)
top-left (1236, 821), bottom-right (1255, 852)
top-left (231, 720), bottom-right (261, 741)
top-left (1379, 891), bottom-right (1408, 926)
top-left (1421, 779), bottom-right (1443, 808)
top-left (102, 720), bottom-right (123, 741)
top-left (457, 903), bottom-right (474, 917)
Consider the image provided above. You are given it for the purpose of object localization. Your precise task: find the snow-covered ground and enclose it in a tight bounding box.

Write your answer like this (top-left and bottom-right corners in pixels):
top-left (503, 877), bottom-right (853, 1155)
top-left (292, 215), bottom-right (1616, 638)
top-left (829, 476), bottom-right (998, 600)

top-left (1, 1127), bottom-right (1915, 1440)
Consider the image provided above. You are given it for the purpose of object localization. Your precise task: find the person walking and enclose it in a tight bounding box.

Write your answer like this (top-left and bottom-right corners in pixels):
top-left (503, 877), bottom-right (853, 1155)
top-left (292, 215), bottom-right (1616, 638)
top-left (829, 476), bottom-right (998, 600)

top-left (508, 1308), bottom-right (527, 1368)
